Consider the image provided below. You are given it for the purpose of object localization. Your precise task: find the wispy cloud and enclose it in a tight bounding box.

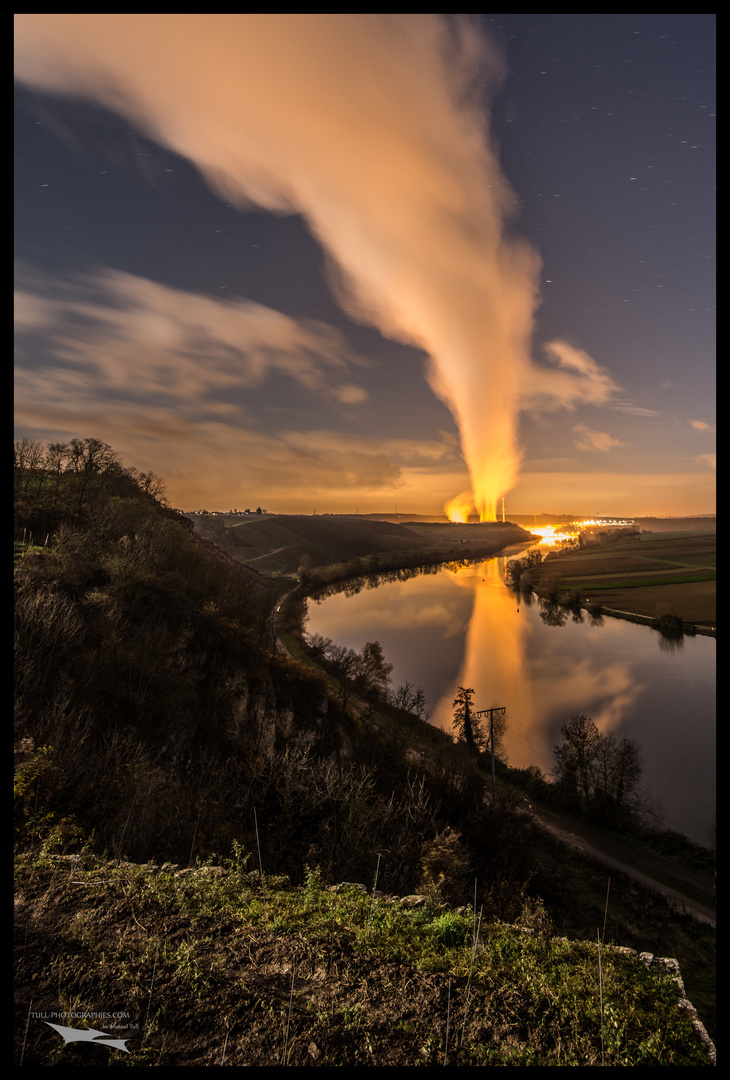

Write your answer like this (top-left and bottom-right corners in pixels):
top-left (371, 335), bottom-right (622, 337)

top-left (572, 424), bottom-right (628, 452)
top-left (525, 340), bottom-right (622, 412)
top-left (15, 263), bottom-right (368, 410)
top-left (14, 263), bottom-right (467, 508)
top-left (606, 402), bottom-right (663, 418)
top-left (13, 366), bottom-right (467, 509)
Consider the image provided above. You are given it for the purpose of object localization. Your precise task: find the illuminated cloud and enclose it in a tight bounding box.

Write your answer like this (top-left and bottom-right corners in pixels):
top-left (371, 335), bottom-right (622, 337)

top-left (689, 419), bottom-right (713, 431)
top-left (572, 424), bottom-right (628, 452)
top-left (14, 263), bottom-right (368, 409)
top-left (606, 402), bottom-right (662, 418)
top-left (15, 261), bottom-right (467, 509)
top-left (14, 13), bottom-right (546, 522)
top-left (696, 453), bottom-right (716, 471)
top-left (331, 384), bottom-right (369, 406)
top-left (526, 340), bottom-right (621, 411)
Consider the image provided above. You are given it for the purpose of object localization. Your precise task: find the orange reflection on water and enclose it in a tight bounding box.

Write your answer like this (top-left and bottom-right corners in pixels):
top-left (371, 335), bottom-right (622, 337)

top-left (430, 556), bottom-right (533, 752)
top-left (431, 555), bottom-right (643, 774)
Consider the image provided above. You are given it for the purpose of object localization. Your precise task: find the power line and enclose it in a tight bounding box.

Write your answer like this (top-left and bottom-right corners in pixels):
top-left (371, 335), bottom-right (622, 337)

top-left (475, 706), bottom-right (505, 806)
top-left (414, 687), bottom-right (712, 844)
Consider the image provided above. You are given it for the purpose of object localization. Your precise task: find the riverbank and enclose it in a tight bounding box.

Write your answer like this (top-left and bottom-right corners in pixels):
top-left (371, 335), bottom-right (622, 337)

top-left (527, 804), bottom-right (715, 927)
top-left (577, 602), bottom-right (715, 638)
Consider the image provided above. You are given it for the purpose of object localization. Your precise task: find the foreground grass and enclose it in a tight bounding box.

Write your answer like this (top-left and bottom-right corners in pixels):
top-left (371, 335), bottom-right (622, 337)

top-left (15, 852), bottom-right (714, 1067)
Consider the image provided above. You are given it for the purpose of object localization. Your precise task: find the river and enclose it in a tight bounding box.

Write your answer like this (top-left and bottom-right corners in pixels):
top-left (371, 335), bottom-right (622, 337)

top-left (305, 548), bottom-right (716, 846)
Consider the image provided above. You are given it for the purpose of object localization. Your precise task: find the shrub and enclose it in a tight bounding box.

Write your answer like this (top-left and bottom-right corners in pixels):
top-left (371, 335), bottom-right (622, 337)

top-left (655, 613), bottom-right (684, 636)
top-left (418, 827), bottom-right (471, 905)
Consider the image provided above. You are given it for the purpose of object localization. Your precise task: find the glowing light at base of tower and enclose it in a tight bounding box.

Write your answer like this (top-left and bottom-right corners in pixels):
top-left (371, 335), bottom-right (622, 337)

top-left (444, 492), bottom-right (500, 523)
top-left (444, 493), bottom-right (475, 523)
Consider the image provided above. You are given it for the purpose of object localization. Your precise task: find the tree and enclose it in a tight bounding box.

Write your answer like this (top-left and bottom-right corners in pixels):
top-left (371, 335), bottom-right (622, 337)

top-left (505, 548), bottom-right (542, 590)
top-left (591, 732), bottom-right (643, 826)
top-left (390, 681), bottom-right (429, 721)
top-left (553, 715), bottom-right (643, 828)
top-left (553, 715), bottom-right (601, 809)
top-left (353, 640), bottom-right (393, 697)
top-left (13, 438), bottom-right (45, 495)
top-left (306, 637), bottom-right (392, 711)
top-left (127, 466), bottom-right (168, 504)
top-left (452, 686), bottom-right (481, 752)
top-left (64, 438), bottom-right (122, 516)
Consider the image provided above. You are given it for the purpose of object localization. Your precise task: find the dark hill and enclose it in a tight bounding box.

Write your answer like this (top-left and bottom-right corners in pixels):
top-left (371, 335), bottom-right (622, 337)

top-left (188, 514), bottom-right (533, 574)
top-left (14, 443), bottom-right (716, 1058)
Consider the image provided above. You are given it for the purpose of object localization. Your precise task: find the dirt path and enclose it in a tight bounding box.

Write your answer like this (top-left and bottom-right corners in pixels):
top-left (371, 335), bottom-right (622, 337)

top-left (243, 545), bottom-right (291, 563)
top-left (531, 807), bottom-right (715, 927)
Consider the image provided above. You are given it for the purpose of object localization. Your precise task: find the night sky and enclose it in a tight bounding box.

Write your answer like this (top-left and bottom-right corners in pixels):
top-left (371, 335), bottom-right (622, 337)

top-left (14, 14), bottom-right (715, 516)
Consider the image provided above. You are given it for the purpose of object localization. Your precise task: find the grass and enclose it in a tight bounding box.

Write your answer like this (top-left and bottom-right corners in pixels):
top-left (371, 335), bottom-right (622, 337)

top-left (14, 850), bottom-right (715, 1067)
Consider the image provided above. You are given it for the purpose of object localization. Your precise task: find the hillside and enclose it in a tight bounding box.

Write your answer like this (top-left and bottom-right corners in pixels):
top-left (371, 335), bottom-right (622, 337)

top-left (15, 852), bottom-right (715, 1066)
top-left (14, 441), bottom-right (716, 1062)
top-left (188, 513), bottom-right (533, 575)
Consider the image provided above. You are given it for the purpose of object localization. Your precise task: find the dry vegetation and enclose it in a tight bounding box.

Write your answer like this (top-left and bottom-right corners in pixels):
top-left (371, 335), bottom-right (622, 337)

top-left (14, 442), bottom-right (716, 1064)
top-left (15, 853), bottom-right (715, 1067)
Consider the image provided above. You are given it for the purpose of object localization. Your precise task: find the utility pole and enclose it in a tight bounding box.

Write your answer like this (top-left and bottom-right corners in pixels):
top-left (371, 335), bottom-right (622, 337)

top-left (475, 707), bottom-right (505, 806)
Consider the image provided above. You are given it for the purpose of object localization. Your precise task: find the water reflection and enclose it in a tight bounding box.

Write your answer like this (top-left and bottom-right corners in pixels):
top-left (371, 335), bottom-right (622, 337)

top-left (539, 600), bottom-right (569, 627)
top-left (305, 553), bottom-right (715, 841)
top-left (427, 557), bottom-right (643, 778)
top-left (308, 562), bottom-right (477, 714)
top-left (656, 628), bottom-right (686, 653)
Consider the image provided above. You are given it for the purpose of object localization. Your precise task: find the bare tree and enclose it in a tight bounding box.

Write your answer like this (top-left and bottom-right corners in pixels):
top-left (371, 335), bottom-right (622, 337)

top-left (553, 715), bottom-right (643, 827)
top-left (353, 640), bottom-right (393, 697)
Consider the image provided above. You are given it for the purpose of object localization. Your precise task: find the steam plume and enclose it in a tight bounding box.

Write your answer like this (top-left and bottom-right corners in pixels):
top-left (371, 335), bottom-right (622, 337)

top-left (15, 14), bottom-right (610, 519)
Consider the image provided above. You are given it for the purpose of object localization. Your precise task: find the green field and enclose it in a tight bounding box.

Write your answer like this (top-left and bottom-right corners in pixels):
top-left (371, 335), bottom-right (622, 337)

top-left (534, 532), bottom-right (716, 627)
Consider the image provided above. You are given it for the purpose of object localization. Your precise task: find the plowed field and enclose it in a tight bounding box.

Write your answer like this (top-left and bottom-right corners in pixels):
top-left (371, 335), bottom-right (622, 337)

top-left (534, 532), bottom-right (715, 627)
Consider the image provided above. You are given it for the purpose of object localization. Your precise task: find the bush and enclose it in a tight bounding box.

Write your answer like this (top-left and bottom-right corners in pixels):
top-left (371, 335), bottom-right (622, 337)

top-left (655, 613), bottom-right (684, 636)
top-left (418, 827), bottom-right (471, 905)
